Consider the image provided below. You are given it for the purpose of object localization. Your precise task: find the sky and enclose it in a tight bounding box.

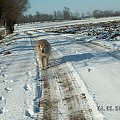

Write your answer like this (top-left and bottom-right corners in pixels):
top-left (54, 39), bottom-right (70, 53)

top-left (27, 0), bottom-right (120, 15)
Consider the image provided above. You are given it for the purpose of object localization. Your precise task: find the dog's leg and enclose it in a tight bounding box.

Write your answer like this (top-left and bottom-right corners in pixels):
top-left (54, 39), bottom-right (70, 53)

top-left (46, 56), bottom-right (49, 66)
top-left (39, 55), bottom-right (44, 70)
top-left (41, 57), bottom-right (44, 70)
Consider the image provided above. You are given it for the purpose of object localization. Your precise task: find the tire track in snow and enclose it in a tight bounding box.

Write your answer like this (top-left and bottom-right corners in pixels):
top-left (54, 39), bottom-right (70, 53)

top-left (27, 30), bottom-right (103, 119)
top-left (38, 47), bottom-right (102, 120)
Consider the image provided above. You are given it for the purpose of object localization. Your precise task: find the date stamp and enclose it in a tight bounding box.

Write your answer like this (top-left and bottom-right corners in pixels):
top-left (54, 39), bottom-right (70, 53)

top-left (98, 105), bottom-right (120, 112)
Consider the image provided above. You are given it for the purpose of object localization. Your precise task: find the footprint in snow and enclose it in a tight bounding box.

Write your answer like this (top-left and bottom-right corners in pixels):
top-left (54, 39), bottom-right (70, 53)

top-left (0, 108), bottom-right (5, 114)
top-left (4, 87), bottom-right (12, 92)
top-left (1, 74), bottom-right (5, 77)
top-left (0, 96), bottom-right (5, 101)
top-left (88, 67), bottom-right (94, 72)
top-left (23, 84), bottom-right (31, 91)
top-left (25, 109), bottom-right (34, 118)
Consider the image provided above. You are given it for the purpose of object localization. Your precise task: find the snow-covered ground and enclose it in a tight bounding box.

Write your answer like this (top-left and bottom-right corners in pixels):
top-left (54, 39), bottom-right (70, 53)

top-left (0, 33), bottom-right (41, 119)
top-left (0, 17), bottom-right (120, 120)
top-left (46, 33), bottom-right (120, 120)
top-left (16, 16), bottom-right (120, 32)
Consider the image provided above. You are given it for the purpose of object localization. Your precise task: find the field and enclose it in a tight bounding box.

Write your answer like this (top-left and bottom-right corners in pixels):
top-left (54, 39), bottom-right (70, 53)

top-left (0, 17), bottom-right (120, 120)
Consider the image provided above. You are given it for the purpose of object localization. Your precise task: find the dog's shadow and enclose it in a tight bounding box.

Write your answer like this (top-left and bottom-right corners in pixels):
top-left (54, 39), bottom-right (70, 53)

top-left (47, 53), bottom-right (94, 69)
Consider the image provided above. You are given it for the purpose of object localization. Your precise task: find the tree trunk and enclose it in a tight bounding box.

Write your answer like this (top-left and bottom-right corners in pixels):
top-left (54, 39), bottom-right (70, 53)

top-left (5, 20), bottom-right (15, 35)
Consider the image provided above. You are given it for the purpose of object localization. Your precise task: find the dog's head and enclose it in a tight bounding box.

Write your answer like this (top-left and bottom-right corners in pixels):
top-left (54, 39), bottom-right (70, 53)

top-left (39, 42), bottom-right (48, 54)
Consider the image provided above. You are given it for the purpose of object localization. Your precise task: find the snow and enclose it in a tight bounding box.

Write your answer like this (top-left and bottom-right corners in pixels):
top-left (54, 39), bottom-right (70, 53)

top-left (0, 33), bottom-right (41, 120)
top-left (81, 63), bottom-right (120, 119)
top-left (46, 32), bottom-right (120, 120)
top-left (66, 62), bottom-right (104, 119)
top-left (0, 17), bottom-right (120, 120)
top-left (16, 16), bottom-right (120, 32)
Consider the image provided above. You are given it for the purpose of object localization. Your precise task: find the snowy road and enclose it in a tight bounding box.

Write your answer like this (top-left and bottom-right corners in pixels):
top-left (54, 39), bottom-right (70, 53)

top-left (42, 33), bottom-right (120, 120)
top-left (36, 44), bottom-right (101, 120)
top-left (25, 32), bottom-right (102, 120)
top-left (31, 28), bottom-right (120, 120)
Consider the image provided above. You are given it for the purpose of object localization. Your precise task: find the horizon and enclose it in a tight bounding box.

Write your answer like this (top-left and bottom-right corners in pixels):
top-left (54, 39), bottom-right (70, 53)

top-left (26, 0), bottom-right (120, 15)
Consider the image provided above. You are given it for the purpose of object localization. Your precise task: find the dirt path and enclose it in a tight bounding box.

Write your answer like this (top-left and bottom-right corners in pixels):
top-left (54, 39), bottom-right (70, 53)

top-left (38, 48), bottom-right (96, 120)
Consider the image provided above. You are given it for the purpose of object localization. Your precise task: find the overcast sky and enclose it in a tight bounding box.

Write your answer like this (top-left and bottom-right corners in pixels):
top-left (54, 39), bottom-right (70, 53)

top-left (28, 0), bottom-right (120, 15)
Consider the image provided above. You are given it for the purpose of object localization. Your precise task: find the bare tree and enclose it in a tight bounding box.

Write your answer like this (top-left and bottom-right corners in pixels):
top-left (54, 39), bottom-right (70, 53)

top-left (63, 7), bottom-right (71, 20)
top-left (87, 12), bottom-right (91, 17)
top-left (0, 0), bottom-right (30, 34)
top-left (81, 12), bottom-right (85, 19)
top-left (53, 10), bottom-right (57, 20)
top-left (57, 10), bottom-right (63, 21)
top-left (53, 10), bottom-right (63, 21)
top-left (92, 10), bottom-right (103, 18)
top-left (71, 12), bottom-right (80, 20)
top-left (35, 11), bottom-right (41, 22)
top-left (92, 9), bottom-right (120, 18)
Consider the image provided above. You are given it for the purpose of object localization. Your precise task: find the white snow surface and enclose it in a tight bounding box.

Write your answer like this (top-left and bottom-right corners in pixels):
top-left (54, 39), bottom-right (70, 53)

top-left (0, 33), bottom-right (41, 120)
top-left (0, 17), bottom-right (120, 120)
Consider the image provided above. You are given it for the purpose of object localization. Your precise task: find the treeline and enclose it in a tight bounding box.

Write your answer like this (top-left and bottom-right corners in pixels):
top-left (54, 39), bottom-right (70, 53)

top-left (0, 0), bottom-right (30, 34)
top-left (93, 10), bottom-right (120, 18)
top-left (17, 8), bottom-right (120, 24)
top-left (17, 7), bottom-right (81, 23)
